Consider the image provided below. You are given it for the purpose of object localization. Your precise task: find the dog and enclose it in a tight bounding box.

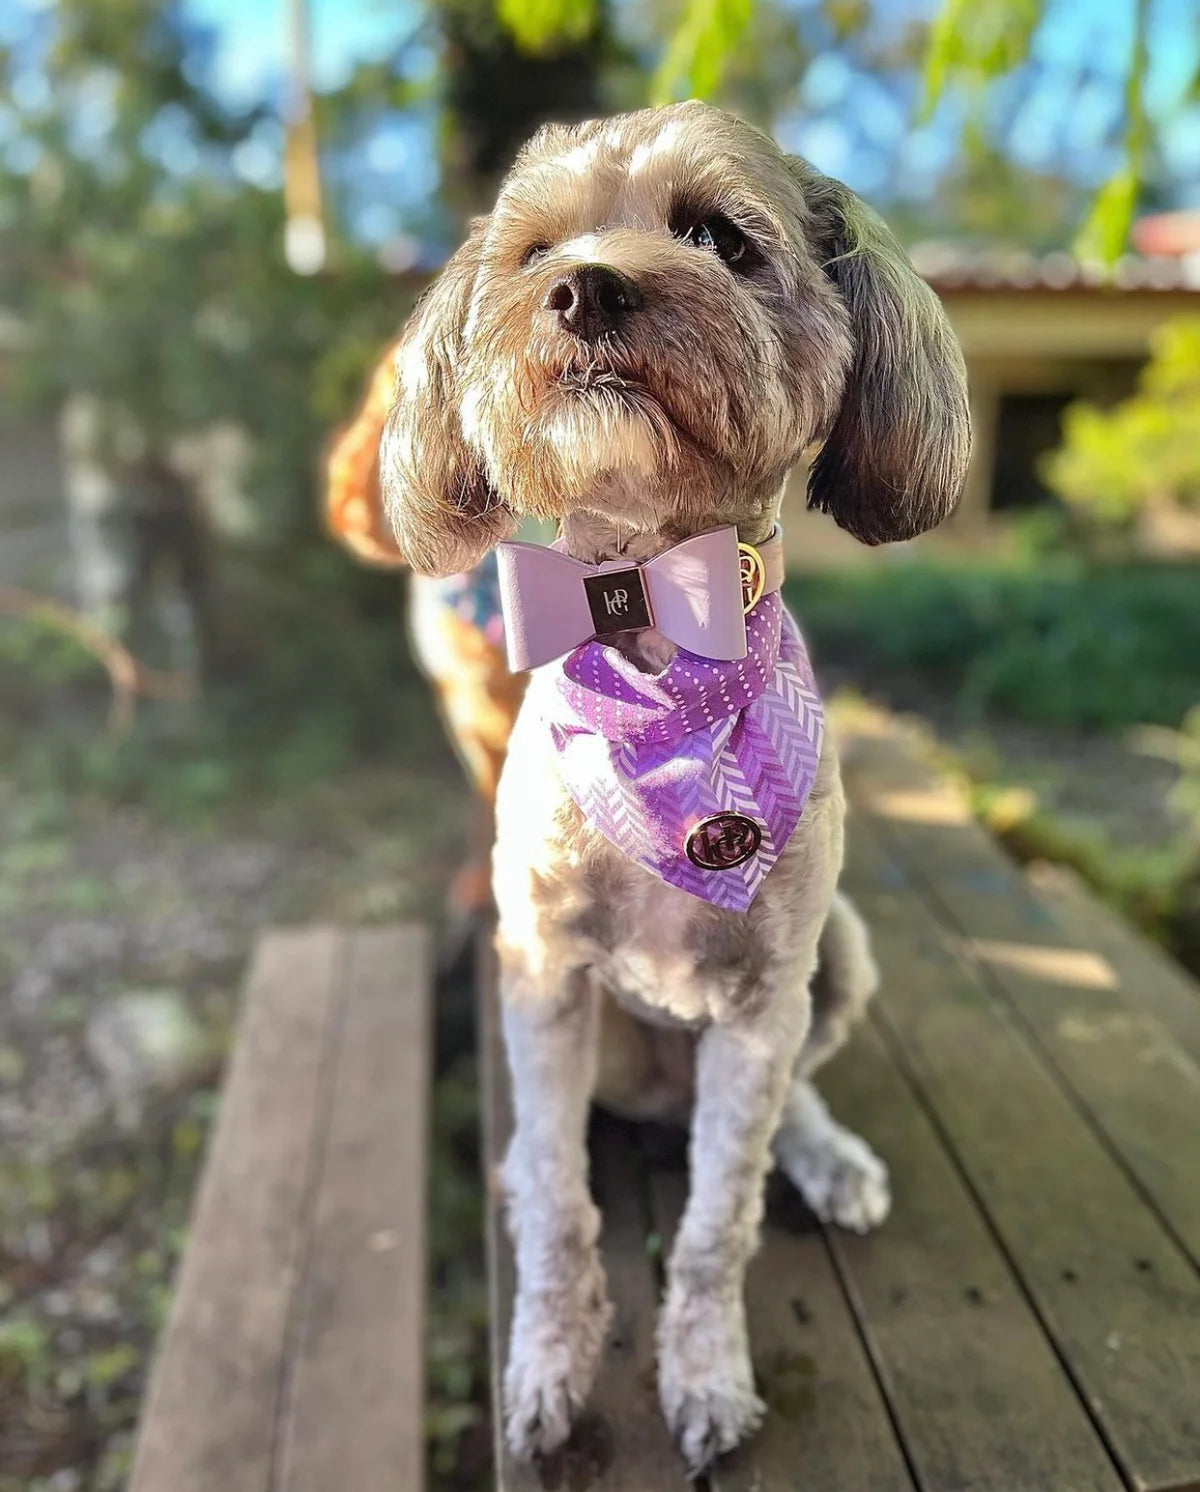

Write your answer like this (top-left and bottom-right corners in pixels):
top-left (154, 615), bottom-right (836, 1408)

top-left (380, 100), bottom-right (970, 1472)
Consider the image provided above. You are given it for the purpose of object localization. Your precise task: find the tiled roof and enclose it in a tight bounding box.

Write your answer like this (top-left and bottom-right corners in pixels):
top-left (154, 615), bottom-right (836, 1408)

top-left (909, 241), bottom-right (1200, 293)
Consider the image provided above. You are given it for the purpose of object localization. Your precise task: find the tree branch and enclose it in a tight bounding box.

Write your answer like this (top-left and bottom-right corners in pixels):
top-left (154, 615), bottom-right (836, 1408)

top-left (0, 587), bottom-right (193, 738)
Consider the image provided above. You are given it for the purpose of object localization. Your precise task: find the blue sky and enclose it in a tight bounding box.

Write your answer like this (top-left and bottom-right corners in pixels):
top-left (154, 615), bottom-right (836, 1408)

top-left (184, 0), bottom-right (424, 102)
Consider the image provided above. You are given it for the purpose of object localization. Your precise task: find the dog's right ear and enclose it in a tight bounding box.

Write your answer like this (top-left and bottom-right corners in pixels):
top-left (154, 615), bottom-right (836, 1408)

top-left (380, 220), bottom-right (513, 576)
top-left (799, 173), bottom-right (971, 545)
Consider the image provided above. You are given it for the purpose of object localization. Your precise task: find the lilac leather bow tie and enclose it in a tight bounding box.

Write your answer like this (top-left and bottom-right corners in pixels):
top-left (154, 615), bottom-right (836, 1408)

top-left (496, 525), bottom-right (784, 673)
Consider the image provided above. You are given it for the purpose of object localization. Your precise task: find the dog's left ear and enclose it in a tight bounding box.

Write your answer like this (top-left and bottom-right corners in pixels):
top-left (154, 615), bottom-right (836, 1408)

top-left (380, 219), bottom-right (514, 576)
top-left (801, 172), bottom-right (971, 544)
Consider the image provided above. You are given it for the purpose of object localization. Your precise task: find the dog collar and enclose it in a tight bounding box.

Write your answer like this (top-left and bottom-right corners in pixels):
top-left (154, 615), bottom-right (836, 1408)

top-left (535, 590), bottom-right (823, 911)
top-left (496, 525), bottom-right (784, 673)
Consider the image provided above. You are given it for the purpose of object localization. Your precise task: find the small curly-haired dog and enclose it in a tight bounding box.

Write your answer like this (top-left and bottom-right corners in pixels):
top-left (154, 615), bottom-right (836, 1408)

top-left (381, 101), bottom-right (970, 1472)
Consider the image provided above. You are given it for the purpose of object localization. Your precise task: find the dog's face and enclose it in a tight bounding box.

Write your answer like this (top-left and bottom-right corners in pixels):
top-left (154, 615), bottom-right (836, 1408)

top-left (383, 101), bottom-right (971, 575)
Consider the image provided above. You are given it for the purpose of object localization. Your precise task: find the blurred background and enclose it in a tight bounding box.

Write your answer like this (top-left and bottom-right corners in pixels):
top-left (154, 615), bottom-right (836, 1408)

top-left (0, 0), bottom-right (1198, 1487)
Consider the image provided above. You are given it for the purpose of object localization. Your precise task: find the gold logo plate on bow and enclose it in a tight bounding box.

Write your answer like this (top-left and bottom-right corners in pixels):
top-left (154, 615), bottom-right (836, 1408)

top-left (738, 542), bottom-right (767, 614)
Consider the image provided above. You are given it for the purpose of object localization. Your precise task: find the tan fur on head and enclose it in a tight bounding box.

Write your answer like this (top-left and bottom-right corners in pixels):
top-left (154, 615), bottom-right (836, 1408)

top-left (382, 100), bottom-right (970, 575)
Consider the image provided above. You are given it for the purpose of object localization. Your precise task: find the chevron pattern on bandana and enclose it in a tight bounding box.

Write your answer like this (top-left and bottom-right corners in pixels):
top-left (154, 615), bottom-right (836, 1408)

top-left (545, 593), bottom-right (824, 911)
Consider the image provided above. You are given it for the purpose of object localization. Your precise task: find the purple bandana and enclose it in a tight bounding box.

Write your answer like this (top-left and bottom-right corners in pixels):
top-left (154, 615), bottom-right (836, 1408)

top-left (541, 593), bottom-right (823, 911)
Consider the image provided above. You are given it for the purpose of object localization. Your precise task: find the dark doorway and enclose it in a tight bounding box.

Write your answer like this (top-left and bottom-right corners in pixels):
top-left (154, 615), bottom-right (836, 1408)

top-left (992, 394), bottom-right (1073, 510)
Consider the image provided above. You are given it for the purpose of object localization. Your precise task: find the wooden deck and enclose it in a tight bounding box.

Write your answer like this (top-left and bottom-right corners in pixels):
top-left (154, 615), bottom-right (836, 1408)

top-left (486, 716), bottom-right (1200, 1492)
top-left (129, 925), bottom-right (432, 1492)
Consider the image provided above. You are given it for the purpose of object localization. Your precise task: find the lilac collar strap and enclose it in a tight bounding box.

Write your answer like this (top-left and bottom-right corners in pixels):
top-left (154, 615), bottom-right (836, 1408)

top-left (540, 592), bottom-right (823, 911)
top-left (496, 525), bottom-right (784, 673)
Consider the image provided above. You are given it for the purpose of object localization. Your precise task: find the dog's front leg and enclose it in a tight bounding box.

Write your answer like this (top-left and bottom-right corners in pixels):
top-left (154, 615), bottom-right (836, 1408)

top-left (658, 999), bottom-right (809, 1473)
top-left (500, 964), bottom-right (612, 1460)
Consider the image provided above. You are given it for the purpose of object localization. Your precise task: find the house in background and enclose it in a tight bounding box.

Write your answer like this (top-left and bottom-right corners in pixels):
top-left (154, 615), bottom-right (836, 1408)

top-left (782, 231), bottom-right (1200, 566)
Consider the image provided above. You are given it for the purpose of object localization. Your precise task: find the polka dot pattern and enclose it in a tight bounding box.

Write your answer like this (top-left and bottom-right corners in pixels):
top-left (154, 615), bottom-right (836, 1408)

top-left (557, 593), bottom-right (784, 747)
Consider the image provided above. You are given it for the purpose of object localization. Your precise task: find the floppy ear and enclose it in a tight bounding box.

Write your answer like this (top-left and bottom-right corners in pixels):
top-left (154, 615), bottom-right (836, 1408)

top-left (380, 221), bottom-right (513, 575)
top-left (803, 175), bottom-right (971, 544)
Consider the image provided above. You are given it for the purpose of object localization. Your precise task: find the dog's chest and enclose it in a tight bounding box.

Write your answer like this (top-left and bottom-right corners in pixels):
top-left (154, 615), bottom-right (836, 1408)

top-left (578, 844), bottom-right (780, 1026)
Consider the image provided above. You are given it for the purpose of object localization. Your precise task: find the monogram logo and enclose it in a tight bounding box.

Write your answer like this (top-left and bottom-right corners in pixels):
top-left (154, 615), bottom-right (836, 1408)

top-left (584, 568), bottom-right (653, 637)
top-left (685, 813), bottom-right (762, 871)
top-left (738, 542), bottom-right (766, 614)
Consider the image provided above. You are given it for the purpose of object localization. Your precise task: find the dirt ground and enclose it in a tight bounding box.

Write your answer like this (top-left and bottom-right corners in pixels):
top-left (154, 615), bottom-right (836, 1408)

top-left (0, 745), bottom-right (469, 1491)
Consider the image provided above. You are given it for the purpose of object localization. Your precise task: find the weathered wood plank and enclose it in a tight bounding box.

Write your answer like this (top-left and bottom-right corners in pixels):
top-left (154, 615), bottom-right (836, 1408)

top-left (645, 1155), bottom-right (914, 1492)
top-left (822, 1019), bottom-right (1122, 1492)
top-left (843, 815), bottom-right (1200, 1492)
top-left (130, 928), bottom-right (345, 1492)
top-left (587, 1117), bottom-right (689, 1488)
top-left (843, 725), bottom-right (1200, 1270)
top-left (1026, 861), bottom-right (1200, 1069)
top-left (481, 949), bottom-right (684, 1491)
top-left (276, 926), bottom-right (432, 1492)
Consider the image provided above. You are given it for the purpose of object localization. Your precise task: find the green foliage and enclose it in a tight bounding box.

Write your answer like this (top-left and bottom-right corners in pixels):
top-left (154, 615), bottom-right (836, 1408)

top-left (651, 0), bottom-right (755, 103)
top-left (919, 0), bottom-right (1164, 264)
top-left (0, 0), bottom-right (406, 543)
top-left (1, 551), bottom-right (444, 820)
top-left (919, 0), bottom-right (1040, 120)
top-left (1072, 0), bottom-right (1150, 265)
top-left (496, 0), bottom-right (598, 52)
top-left (0, 1313), bottom-right (52, 1391)
top-left (790, 558), bottom-right (1200, 731)
top-left (1041, 317), bottom-right (1200, 529)
top-left (1073, 166), bottom-right (1141, 268)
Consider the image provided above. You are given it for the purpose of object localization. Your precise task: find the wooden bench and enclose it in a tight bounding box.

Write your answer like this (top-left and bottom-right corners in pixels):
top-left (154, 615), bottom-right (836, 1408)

top-left (484, 716), bottom-right (1200, 1492)
top-left (129, 925), bottom-right (431, 1492)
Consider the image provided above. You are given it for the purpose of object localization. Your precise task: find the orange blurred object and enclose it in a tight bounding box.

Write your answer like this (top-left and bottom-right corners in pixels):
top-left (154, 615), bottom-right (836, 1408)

top-left (325, 341), bottom-right (408, 566)
top-left (1131, 211), bottom-right (1200, 257)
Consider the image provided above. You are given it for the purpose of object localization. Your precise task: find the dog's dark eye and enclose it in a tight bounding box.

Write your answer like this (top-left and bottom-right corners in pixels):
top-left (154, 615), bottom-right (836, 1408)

top-left (521, 242), bottom-right (551, 267)
top-left (685, 215), bottom-right (748, 267)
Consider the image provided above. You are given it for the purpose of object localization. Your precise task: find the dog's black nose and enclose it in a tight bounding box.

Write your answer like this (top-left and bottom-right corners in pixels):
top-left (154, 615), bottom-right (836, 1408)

top-left (544, 264), bottom-right (642, 340)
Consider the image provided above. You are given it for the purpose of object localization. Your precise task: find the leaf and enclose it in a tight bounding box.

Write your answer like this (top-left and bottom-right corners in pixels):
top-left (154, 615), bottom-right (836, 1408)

top-left (1072, 166), bottom-right (1138, 267)
top-left (918, 0), bottom-right (1041, 121)
top-left (1072, 0), bottom-right (1149, 268)
top-left (496, 0), bottom-right (597, 53)
top-left (651, 0), bottom-right (755, 105)
top-left (918, 0), bottom-right (969, 121)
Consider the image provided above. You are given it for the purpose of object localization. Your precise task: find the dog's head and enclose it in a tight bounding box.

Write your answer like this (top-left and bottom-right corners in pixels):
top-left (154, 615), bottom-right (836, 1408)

top-left (382, 101), bottom-right (971, 575)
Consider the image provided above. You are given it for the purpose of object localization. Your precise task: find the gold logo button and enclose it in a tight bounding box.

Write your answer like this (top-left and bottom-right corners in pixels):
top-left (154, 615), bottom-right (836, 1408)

top-left (685, 813), bottom-right (762, 871)
top-left (738, 543), bottom-right (766, 613)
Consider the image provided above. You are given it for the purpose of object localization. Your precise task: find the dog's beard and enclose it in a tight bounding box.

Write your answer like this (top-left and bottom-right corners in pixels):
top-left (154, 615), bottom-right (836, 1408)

top-left (466, 354), bottom-right (687, 518)
top-left (537, 380), bottom-right (677, 491)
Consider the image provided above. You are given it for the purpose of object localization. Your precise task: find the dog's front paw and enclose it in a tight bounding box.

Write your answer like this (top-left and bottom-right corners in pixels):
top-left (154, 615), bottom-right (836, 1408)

top-left (657, 1289), bottom-right (765, 1474)
top-left (777, 1122), bottom-right (891, 1234)
top-left (504, 1262), bottom-right (612, 1461)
